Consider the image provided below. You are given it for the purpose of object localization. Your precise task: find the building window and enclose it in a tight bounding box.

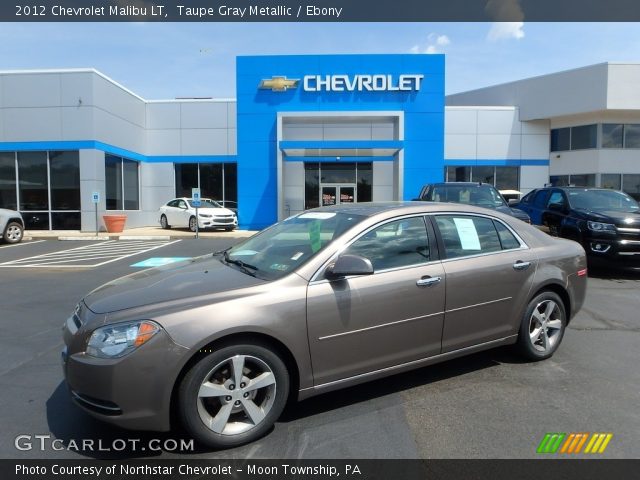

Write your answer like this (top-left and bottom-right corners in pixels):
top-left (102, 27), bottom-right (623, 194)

top-left (600, 174), bottom-right (621, 190)
top-left (446, 166), bottom-right (471, 182)
top-left (550, 174), bottom-right (595, 187)
top-left (550, 127), bottom-right (571, 152)
top-left (602, 124), bottom-right (624, 148)
top-left (174, 163), bottom-right (237, 203)
top-left (570, 125), bottom-right (597, 150)
top-left (105, 155), bottom-right (139, 210)
top-left (445, 166), bottom-right (519, 191)
top-left (622, 174), bottom-right (640, 201)
top-left (0, 152), bottom-right (18, 210)
top-left (624, 124), bottom-right (640, 149)
top-left (0, 150), bottom-right (80, 230)
top-left (550, 125), bottom-right (597, 151)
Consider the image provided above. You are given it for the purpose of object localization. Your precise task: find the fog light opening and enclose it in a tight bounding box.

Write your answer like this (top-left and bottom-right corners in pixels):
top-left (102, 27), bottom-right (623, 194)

top-left (590, 242), bottom-right (611, 253)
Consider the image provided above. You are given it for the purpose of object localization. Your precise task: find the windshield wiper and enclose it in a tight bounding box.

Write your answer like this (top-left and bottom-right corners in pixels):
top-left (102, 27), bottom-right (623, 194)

top-left (212, 246), bottom-right (233, 256)
top-left (222, 251), bottom-right (259, 277)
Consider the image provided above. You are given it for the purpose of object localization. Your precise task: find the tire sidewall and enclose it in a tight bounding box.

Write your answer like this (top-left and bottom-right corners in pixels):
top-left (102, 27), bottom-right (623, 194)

top-left (160, 215), bottom-right (169, 229)
top-left (178, 344), bottom-right (289, 449)
top-left (518, 291), bottom-right (566, 361)
top-left (189, 216), bottom-right (197, 232)
top-left (4, 222), bottom-right (23, 244)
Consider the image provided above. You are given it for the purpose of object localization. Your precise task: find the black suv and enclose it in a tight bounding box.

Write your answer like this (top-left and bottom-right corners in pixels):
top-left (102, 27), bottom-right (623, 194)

top-left (417, 182), bottom-right (531, 223)
top-left (515, 187), bottom-right (640, 268)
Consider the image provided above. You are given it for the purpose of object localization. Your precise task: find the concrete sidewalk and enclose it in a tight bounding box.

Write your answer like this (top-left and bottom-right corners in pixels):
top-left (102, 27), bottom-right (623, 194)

top-left (24, 227), bottom-right (258, 241)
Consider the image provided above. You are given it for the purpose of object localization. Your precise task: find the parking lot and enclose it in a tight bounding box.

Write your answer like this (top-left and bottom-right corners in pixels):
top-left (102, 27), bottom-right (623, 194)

top-left (0, 237), bottom-right (638, 459)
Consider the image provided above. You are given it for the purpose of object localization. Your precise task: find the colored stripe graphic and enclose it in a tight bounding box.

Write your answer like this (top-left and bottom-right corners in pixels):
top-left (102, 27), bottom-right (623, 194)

top-left (537, 433), bottom-right (566, 453)
top-left (538, 433), bottom-right (613, 454)
top-left (585, 433), bottom-right (613, 454)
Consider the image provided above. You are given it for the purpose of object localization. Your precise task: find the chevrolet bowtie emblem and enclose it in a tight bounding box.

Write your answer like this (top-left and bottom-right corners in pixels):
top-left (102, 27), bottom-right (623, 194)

top-left (259, 76), bottom-right (300, 92)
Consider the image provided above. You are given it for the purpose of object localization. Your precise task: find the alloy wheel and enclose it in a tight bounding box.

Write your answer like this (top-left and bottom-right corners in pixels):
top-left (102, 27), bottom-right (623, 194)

top-left (196, 355), bottom-right (277, 436)
top-left (5, 224), bottom-right (23, 242)
top-left (528, 299), bottom-right (563, 353)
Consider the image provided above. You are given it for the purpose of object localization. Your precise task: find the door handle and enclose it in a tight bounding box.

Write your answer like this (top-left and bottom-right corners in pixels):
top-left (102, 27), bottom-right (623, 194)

top-left (416, 276), bottom-right (442, 287)
top-left (513, 261), bottom-right (531, 271)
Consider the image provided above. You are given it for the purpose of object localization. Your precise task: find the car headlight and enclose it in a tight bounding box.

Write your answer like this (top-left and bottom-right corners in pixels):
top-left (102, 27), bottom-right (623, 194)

top-left (86, 321), bottom-right (160, 359)
top-left (587, 221), bottom-right (616, 233)
top-left (199, 213), bottom-right (212, 218)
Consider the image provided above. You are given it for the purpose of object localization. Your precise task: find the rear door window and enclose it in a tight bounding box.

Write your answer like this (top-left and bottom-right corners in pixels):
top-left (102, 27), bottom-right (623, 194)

top-left (435, 215), bottom-right (505, 259)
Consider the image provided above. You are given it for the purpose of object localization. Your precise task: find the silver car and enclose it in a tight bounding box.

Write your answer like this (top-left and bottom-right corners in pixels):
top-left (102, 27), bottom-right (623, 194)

top-left (0, 208), bottom-right (24, 244)
top-left (62, 202), bottom-right (587, 449)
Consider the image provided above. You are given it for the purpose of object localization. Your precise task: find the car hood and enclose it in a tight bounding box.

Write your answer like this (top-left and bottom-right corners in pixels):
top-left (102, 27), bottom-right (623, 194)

top-left (495, 205), bottom-right (531, 222)
top-left (83, 255), bottom-right (264, 314)
top-left (194, 207), bottom-right (235, 216)
top-left (576, 209), bottom-right (640, 226)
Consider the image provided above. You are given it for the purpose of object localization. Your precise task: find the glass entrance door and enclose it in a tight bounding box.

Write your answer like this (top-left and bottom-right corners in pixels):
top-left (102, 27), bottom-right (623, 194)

top-left (320, 184), bottom-right (356, 206)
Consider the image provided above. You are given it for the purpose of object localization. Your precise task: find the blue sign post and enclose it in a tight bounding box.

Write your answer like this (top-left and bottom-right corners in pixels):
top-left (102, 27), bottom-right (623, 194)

top-left (191, 188), bottom-right (201, 238)
top-left (91, 191), bottom-right (100, 236)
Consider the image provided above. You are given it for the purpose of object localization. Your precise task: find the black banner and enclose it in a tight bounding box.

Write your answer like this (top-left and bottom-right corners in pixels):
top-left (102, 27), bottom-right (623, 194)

top-left (3, 459), bottom-right (640, 480)
top-left (2, 0), bottom-right (640, 22)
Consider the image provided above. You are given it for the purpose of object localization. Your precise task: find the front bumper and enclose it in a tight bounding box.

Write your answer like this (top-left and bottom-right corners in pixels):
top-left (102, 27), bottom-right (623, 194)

top-left (582, 232), bottom-right (640, 268)
top-left (198, 216), bottom-right (238, 229)
top-left (62, 315), bottom-right (189, 432)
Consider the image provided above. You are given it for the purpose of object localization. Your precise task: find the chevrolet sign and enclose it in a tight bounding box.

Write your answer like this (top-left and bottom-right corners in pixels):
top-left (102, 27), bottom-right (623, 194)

top-left (259, 76), bottom-right (300, 91)
top-left (304, 74), bottom-right (424, 92)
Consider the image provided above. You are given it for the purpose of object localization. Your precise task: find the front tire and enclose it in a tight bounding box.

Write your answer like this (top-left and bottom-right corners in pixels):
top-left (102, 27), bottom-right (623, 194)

top-left (189, 216), bottom-right (197, 232)
top-left (3, 222), bottom-right (24, 244)
top-left (178, 344), bottom-right (289, 449)
top-left (516, 291), bottom-right (566, 361)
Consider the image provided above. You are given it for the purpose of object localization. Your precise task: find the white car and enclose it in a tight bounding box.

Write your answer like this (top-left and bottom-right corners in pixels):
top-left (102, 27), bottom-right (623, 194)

top-left (159, 198), bottom-right (237, 232)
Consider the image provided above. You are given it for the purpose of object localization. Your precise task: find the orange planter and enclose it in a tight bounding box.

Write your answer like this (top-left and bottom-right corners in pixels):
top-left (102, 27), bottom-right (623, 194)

top-left (103, 214), bottom-right (127, 233)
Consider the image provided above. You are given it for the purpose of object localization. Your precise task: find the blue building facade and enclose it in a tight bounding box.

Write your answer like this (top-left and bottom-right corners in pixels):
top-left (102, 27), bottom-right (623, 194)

top-left (236, 54), bottom-right (445, 229)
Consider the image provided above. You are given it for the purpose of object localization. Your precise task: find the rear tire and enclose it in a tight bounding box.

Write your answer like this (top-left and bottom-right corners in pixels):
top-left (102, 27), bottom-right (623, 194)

top-left (160, 215), bottom-right (171, 230)
top-left (3, 221), bottom-right (23, 244)
top-left (516, 291), bottom-right (566, 361)
top-left (178, 344), bottom-right (289, 449)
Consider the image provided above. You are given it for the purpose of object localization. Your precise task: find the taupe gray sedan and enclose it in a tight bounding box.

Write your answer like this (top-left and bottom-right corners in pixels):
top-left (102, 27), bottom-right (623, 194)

top-left (62, 203), bottom-right (587, 448)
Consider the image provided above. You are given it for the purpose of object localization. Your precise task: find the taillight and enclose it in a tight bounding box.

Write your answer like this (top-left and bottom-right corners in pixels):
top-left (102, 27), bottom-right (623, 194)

top-left (577, 268), bottom-right (588, 277)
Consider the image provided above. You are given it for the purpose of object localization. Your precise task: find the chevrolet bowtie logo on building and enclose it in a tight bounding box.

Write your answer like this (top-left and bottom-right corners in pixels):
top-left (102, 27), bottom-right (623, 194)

top-left (537, 432), bottom-right (613, 454)
top-left (259, 76), bottom-right (300, 92)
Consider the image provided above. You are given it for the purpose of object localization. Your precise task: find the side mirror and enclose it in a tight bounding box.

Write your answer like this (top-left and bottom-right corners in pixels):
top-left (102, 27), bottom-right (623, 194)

top-left (325, 254), bottom-right (374, 280)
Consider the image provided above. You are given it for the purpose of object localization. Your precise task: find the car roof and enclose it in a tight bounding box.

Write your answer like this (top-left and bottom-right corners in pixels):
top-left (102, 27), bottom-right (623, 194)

top-left (538, 187), bottom-right (615, 192)
top-left (311, 201), bottom-right (510, 218)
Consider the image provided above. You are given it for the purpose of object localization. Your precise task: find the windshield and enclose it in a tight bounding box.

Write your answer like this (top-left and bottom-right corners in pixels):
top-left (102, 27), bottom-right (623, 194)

top-left (567, 190), bottom-right (640, 212)
top-left (188, 199), bottom-right (222, 208)
top-left (429, 186), bottom-right (506, 208)
top-left (224, 211), bottom-right (366, 280)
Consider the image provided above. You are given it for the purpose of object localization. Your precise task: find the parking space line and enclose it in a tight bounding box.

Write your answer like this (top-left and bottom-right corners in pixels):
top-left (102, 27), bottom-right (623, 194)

top-left (0, 240), bottom-right (46, 249)
top-left (0, 239), bottom-right (181, 268)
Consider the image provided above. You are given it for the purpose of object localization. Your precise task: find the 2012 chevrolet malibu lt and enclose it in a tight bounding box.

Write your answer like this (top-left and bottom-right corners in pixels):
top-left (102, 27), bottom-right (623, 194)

top-left (62, 202), bottom-right (587, 448)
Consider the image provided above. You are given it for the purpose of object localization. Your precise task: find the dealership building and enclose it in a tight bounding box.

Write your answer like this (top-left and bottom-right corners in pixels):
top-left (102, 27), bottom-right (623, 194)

top-left (1, 55), bottom-right (639, 231)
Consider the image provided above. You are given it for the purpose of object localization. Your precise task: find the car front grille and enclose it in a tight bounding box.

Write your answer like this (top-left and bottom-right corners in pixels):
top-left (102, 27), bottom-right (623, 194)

top-left (214, 217), bottom-right (234, 224)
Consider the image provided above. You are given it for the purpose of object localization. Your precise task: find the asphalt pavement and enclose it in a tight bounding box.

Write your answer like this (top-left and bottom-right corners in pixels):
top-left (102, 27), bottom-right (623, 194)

top-left (0, 238), bottom-right (638, 459)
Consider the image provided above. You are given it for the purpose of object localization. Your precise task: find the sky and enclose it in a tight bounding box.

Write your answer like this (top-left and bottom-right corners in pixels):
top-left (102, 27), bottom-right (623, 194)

top-left (0, 22), bottom-right (639, 99)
